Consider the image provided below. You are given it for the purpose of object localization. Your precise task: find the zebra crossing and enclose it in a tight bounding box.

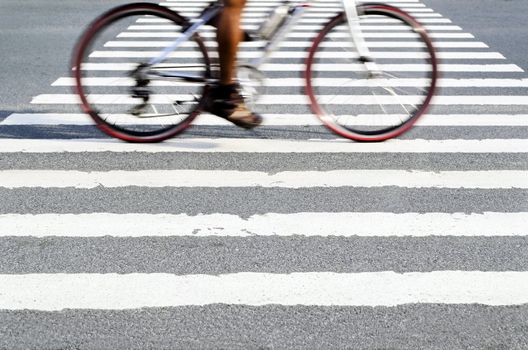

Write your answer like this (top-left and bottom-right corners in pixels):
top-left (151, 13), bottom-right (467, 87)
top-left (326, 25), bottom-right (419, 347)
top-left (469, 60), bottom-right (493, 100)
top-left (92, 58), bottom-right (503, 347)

top-left (1, 0), bottom-right (528, 347)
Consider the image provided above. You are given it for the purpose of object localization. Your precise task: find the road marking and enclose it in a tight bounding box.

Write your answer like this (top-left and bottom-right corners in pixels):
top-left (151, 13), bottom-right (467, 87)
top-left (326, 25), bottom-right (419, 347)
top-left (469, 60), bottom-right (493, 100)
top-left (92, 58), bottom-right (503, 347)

top-left (137, 18), bottom-right (454, 24)
top-left (169, 7), bottom-right (435, 13)
top-left (172, 8), bottom-right (437, 14)
top-left (0, 138), bottom-right (527, 153)
top-left (77, 62), bottom-right (524, 72)
top-left (4, 113), bottom-right (528, 126)
top-left (127, 24), bottom-right (462, 31)
top-left (104, 40), bottom-right (485, 48)
top-left (177, 12), bottom-right (445, 18)
top-left (89, 50), bottom-right (504, 60)
top-left (167, 5), bottom-right (426, 10)
top-left (1, 212), bottom-right (527, 237)
top-left (1, 271), bottom-right (528, 310)
top-left (262, 63), bottom-right (523, 72)
top-left (166, 0), bottom-right (423, 3)
top-left (51, 77), bottom-right (528, 88)
top-left (31, 94), bottom-right (528, 105)
top-left (163, 1), bottom-right (425, 6)
top-left (0, 169), bottom-right (526, 189)
top-left (118, 31), bottom-right (469, 38)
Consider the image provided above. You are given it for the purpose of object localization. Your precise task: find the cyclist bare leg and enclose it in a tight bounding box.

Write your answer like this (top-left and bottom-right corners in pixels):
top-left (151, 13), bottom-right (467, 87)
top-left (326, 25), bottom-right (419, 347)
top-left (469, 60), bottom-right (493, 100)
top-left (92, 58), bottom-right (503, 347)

top-left (217, 0), bottom-right (244, 85)
top-left (204, 0), bottom-right (262, 129)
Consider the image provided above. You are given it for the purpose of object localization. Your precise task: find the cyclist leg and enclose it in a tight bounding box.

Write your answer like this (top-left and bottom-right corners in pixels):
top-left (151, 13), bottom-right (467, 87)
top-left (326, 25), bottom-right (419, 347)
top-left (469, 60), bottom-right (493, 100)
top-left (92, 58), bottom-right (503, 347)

top-left (217, 0), bottom-right (245, 84)
top-left (204, 0), bottom-right (262, 129)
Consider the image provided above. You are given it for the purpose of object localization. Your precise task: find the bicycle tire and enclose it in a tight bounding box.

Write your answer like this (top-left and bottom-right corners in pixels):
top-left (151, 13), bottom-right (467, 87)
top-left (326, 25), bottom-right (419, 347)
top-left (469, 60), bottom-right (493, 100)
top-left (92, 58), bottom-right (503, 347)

top-left (72, 3), bottom-right (211, 142)
top-left (305, 4), bottom-right (438, 141)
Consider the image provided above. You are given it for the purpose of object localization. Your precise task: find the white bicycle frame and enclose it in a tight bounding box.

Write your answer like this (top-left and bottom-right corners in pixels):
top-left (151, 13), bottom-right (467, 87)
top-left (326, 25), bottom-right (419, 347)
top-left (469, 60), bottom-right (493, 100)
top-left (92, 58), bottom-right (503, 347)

top-left (147, 0), bottom-right (380, 79)
top-left (247, 0), bottom-right (381, 74)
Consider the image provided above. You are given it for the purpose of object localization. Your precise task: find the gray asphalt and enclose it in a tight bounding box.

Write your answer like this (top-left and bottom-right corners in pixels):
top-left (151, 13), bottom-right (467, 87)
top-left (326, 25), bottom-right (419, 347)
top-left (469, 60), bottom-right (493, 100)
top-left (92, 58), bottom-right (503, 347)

top-left (2, 152), bottom-right (527, 171)
top-left (2, 236), bottom-right (528, 274)
top-left (423, 0), bottom-right (528, 72)
top-left (1, 187), bottom-right (527, 214)
top-left (2, 305), bottom-right (528, 350)
top-left (1, 0), bottom-right (528, 348)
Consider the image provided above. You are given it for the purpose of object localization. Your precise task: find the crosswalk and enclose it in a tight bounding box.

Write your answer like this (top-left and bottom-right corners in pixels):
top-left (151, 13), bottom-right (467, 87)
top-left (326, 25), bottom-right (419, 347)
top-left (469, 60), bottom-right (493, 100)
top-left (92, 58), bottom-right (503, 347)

top-left (1, 0), bottom-right (528, 346)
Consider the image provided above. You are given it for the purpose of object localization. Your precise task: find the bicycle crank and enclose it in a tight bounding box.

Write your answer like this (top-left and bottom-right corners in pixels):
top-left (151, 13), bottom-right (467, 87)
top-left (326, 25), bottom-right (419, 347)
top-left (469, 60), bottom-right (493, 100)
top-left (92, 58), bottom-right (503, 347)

top-left (129, 64), bottom-right (152, 116)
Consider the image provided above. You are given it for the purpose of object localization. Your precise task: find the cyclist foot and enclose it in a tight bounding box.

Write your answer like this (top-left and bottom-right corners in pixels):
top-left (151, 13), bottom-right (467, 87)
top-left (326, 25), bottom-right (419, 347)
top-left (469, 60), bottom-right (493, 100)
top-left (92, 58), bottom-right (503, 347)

top-left (204, 83), bottom-right (262, 129)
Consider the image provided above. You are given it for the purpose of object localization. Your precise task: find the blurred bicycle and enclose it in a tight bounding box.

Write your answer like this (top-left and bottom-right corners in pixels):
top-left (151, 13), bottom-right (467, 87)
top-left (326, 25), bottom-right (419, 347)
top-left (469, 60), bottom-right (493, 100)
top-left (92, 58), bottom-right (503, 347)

top-left (72, 0), bottom-right (438, 142)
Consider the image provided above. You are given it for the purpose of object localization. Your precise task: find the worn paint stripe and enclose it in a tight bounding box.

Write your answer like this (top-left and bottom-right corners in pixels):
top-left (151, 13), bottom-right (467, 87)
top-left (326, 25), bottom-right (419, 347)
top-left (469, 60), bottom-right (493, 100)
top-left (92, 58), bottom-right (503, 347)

top-left (0, 170), bottom-right (526, 189)
top-left (1, 271), bottom-right (528, 310)
top-left (1, 212), bottom-right (526, 237)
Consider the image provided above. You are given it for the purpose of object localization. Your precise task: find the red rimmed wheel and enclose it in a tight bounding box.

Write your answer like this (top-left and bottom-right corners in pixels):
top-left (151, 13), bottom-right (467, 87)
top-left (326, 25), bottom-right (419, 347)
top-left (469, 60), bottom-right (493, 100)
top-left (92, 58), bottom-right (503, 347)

top-left (305, 4), bottom-right (438, 141)
top-left (72, 3), bottom-right (211, 142)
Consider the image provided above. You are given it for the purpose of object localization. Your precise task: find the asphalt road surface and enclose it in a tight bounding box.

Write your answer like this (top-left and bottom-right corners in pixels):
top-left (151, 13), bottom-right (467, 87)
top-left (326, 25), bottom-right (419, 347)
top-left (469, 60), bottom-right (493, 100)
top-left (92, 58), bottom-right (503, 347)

top-left (0, 0), bottom-right (527, 349)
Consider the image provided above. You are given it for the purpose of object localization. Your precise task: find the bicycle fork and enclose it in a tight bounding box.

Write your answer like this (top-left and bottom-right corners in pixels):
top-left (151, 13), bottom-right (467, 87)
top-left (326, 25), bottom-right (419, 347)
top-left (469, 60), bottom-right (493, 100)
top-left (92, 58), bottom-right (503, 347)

top-left (342, 0), bottom-right (382, 77)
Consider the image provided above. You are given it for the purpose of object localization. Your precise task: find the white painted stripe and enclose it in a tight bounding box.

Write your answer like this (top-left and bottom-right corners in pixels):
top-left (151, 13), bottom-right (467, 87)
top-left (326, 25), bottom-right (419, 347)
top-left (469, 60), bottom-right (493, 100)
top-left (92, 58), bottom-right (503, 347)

top-left (137, 17), bottom-right (453, 24)
top-left (52, 77), bottom-right (528, 88)
top-left (172, 8), bottom-right (435, 14)
top-left (169, 7), bottom-right (434, 13)
top-left (174, 12), bottom-right (443, 18)
top-left (165, 0), bottom-right (422, 3)
top-left (127, 24), bottom-right (461, 31)
top-left (0, 113), bottom-right (95, 125)
top-left (163, 0), bottom-right (421, 2)
top-left (302, 78), bottom-right (528, 87)
top-left (161, 2), bottom-right (425, 7)
top-left (182, 12), bottom-right (428, 18)
top-left (165, 5), bottom-right (427, 10)
top-left (4, 113), bottom-right (528, 126)
top-left (169, 0), bottom-right (423, 3)
top-left (78, 63), bottom-right (523, 72)
top-left (165, 4), bottom-right (425, 7)
top-left (0, 170), bottom-right (526, 189)
top-left (1, 271), bottom-right (528, 310)
top-left (259, 63), bottom-right (523, 72)
top-left (165, 3), bottom-right (421, 7)
top-left (266, 78), bottom-right (528, 87)
top-left (31, 94), bottom-right (528, 105)
top-left (167, 0), bottom-right (422, 2)
top-left (89, 50), bottom-right (503, 60)
top-left (118, 31), bottom-right (469, 38)
top-left (0, 138), bottom-right (526, 154)
top-left (105, 40), bottom-right (485, 48)
top-left (2, 212), bottom-right (527, 238)
top-left (164, 6), bottom-right (438, 14)
top-left (406, 114), bottom-right (528, 126)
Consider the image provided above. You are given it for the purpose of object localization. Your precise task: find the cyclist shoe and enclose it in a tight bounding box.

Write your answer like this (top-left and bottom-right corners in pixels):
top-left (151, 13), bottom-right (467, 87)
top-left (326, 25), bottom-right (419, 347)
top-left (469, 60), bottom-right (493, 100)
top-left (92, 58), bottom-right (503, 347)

top-left (203, 83), bottom-right (263, 129)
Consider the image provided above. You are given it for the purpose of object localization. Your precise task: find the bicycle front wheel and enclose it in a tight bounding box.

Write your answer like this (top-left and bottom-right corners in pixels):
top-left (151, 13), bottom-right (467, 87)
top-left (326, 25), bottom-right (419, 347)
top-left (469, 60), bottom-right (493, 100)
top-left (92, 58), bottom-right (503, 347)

top-left (305, 4), bottom-right (438, 141)
top-left (72, 3), bottom-right (211, 142)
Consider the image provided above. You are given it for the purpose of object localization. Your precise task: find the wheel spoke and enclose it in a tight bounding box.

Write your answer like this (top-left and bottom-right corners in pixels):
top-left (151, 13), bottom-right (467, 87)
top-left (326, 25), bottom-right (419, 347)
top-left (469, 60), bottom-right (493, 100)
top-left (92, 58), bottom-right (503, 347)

top-left (307, 8), bottom-right (437, 140)
top-left (74, 4), bottom-right (211, 142)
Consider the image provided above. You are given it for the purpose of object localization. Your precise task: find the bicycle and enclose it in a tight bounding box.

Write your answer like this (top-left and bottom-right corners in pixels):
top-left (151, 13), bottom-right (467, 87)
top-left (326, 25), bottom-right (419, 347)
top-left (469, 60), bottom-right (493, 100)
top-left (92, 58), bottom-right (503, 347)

top-left (72, 0), bottom-right (438, 142)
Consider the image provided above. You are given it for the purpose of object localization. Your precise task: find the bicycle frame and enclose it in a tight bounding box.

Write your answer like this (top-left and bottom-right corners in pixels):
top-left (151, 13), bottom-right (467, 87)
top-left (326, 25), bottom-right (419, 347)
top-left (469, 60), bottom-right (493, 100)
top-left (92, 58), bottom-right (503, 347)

top-left (146, 0), bottom-right (378, 81)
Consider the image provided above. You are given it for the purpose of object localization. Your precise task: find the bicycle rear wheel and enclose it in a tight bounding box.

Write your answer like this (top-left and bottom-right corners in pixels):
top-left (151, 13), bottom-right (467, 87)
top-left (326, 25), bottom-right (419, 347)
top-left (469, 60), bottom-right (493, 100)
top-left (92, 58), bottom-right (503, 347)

top-left (305, 4), bottom-right (438, 141)
top-left (72, 3), bottom-right (211, 142)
